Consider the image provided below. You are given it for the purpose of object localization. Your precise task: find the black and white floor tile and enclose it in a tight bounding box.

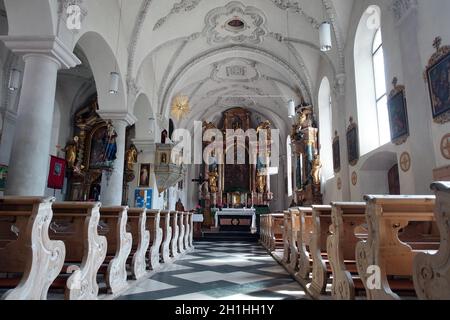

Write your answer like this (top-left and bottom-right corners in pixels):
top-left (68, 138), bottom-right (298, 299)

top-left (119, 242), bottom-right (310, 300)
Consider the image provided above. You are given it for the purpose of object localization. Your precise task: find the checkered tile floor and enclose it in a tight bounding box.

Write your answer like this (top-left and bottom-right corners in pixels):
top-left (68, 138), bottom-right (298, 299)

top-left (119, 242), bottom-right (310, 300)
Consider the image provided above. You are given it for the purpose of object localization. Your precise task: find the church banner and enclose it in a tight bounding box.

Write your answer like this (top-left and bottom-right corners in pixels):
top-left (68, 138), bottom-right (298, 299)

top-left (47, 156), bottom-right (66, 190)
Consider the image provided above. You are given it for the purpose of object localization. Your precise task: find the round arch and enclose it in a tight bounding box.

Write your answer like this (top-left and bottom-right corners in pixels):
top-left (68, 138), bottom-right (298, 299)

top-left (132, 92), bottom-right (156, 141)
top-left (75, 31), bottom-right (127, 113)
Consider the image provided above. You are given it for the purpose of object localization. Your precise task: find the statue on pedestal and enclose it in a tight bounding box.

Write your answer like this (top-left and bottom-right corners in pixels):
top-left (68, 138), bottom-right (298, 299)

top-left (65, 136), bottom-right (79, 169)
top-left (311, 154), bottom-right (322, 186)
top-left (125, 144), bottom-right (138, 171)
top-left (208, 170), bottom-right (219, 194)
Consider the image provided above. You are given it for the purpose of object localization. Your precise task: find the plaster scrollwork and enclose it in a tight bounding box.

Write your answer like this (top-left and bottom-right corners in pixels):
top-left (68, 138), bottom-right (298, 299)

top-left (211, 58), bottom-right (260, 83)
top-left (391, 0), bottom-right (418, 23)
top-left (160, 45), bottom-right (312, 116)
top-left (154, 0), bottom-right (202, 31)
top-left (203, 1), bottom-right (267, 45)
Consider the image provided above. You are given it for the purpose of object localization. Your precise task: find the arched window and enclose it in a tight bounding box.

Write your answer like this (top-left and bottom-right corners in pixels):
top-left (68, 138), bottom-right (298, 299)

top-left (318, 77), bottom-right (334, 183)
top-left (372, 29), bottom-right (390, 145)
top-left (287, 136), bottom-right (293, 197)
top-left (354, 6), bottom-right (390, 155)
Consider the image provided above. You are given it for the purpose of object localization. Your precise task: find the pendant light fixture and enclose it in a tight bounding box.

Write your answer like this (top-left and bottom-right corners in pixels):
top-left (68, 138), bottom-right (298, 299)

top-left (109, 0), bottom-right (123, 94)
top-left (319, 5), bottom-right (332, 52)
top-left (8, 69), bottom-right (21, 91)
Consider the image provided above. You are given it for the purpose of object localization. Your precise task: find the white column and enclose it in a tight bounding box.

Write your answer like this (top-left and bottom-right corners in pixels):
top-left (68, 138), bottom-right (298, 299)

top-left (0, 37), bottom-right (80, 196)
top-left (100, 119), bottom-right (128, 206)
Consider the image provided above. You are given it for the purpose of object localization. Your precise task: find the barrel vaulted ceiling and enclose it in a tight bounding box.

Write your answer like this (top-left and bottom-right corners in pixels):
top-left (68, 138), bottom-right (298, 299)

top-left (107, 0), bottom-right (354, 131)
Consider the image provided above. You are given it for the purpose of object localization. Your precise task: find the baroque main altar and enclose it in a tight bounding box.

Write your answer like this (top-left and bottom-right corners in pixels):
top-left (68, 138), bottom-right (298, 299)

top-left (200, 107), bottom-right (273, 227)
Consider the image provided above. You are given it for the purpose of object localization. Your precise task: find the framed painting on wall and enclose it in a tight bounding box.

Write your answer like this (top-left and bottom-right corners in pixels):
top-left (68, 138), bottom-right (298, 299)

top-left (346, 118), bottom-right (359, 167)
top-left (425, 37), bottom-right (450, 124)
top-left (0, 165), bottom-right (7, 191)
top-left (138, 164), bottom-right (151, 188)
top-left (332, 131), bottom-right (341, 173)
top-left (388, 78), bottom-right (410, 145)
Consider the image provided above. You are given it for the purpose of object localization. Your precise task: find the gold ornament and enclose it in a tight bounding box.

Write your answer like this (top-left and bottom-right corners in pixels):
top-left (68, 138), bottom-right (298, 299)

top-left (171, 95), bottom-right (190, 121)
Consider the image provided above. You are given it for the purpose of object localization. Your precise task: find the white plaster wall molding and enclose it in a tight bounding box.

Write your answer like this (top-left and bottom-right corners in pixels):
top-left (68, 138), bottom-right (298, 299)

top-left (160, 44), bottom-right (311, 116)
top-left (58, 0), bottom-right (88, 33)
top-left (217, 96), bottom-right (255, 108)
top-left (205, 86), bottom-right (229, 97)
top-left (188, 78), bottom-right (209, 101)
top-left (269, 0), bottom-right (320, 28)
top-left (132, 139), bottom-right (156, 154)
top-left (203, 1), bottom-right (267, 45)
top-left (127, 77), bottom-right (141, 108)
top-left (211, 57), bottom-right (260, 83)
top-left (97, 110), bottom-right (137, 126)
top-left (0, 36), bottom-right (81, 69)
top-left (154, 0), bottom-right (202, 31)
top-left (127, 0), bottom-right (154, 93)
top-left (157, 40), bottom-right (189, 107)
top-left (391, 0), bottom-right (418, 26)
top-left (333, 73), bottom-right (346, 97)
top-left (4, 109), bottom-right (18, 123)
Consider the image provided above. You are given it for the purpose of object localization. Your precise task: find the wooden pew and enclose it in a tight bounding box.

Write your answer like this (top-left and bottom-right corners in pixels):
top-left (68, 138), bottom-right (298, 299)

top-left (356, 195), bottom-right (436, 300)
top-left (327, 202), bottom-right (367, 300)
top-left (178, 212), bottom-right (186, 255)
top-left (146, 210), bottom-right (163, 271)
top-left (413, 182), bottom-right (450, 300)
top-left (188, 212), bottom-right (194, 250)
top-left (159, 211), bottom-right (172, 264)
top-left (270, 214), bottom-right (284, 252)
top-left (308, 205), bottom-right (333, 299)
top-left (184, 212), bottom-right (192, 252)
top-left (294, 207), bottom-right (313, 286)
top-left (170, 211), bottom-right (180, 259)
top-left (127, 208), bottom-right (150, 280)
top-left (0, 197), bottom-right (65, 300)
top-left (260, 214), bottom-right (269, 249)
top-left (282, 211), bottom-right (291, 265)
top-left (287, 208), bottom-right (300, 273)
top-left (98, 206), bottom-right (132, 295)
top-left (49, 202), bottom-right (107, 300)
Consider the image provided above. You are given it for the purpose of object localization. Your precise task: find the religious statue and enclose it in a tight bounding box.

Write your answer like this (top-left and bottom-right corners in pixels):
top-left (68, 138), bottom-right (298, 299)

top-left (161, 153), bottom-right (167, 164)
top-left (208, 170), bottom-right (219, 193)
top-left (256, 120), bottom-right (272, 143)
top-left (257, 174), bottom-right (266, 193)
top-left (65, 136), bottom-right (79, 169)
top-left (176, 198), bottom-right (185, 212)
top-left (102, 122), bottom-right (118, 164)
top-left (311, 154), bottom-right (322, 185)
top-left (125, 144), bottom-right (138, 171)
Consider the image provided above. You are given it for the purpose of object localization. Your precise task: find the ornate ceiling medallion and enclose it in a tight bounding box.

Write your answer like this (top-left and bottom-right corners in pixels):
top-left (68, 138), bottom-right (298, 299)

top-left (203, 1), bottom-right (267, 45)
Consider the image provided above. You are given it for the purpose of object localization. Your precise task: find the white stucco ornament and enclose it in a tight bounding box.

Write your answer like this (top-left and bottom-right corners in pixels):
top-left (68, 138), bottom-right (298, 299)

top-left (203, 1), bottom-right (267, 45)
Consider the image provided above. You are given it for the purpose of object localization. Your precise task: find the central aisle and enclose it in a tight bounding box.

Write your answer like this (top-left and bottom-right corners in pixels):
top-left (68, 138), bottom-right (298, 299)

top-left (119, 242), bottom-right (310, 300)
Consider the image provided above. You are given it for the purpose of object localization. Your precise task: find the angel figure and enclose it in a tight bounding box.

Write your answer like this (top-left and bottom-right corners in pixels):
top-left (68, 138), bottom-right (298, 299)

top-left (125, 144), bottom-right (138, 171)
top-left (65, 136), bottom-right (79, 169)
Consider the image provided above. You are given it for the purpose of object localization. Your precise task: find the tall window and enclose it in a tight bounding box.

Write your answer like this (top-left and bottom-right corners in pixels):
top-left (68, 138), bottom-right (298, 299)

top-left (354, 5), bottom-right (390, 155)
top-left (287, 136), bottom-right (293, 197)
top-left (372, 29), bottom-right (390, 145)
top-left (318, 77), bottom-right (333, 182)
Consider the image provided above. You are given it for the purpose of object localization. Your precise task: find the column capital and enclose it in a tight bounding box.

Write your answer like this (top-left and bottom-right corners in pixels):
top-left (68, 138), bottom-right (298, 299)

top-left (97, 110), bottom-right (137, 126)
top-left (0, 36), bottom-right (81, 69)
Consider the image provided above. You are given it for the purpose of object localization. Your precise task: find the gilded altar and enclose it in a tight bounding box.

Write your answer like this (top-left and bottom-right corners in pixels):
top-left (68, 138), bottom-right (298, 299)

top-left (291, 104), bottom-right (323, 206)
top-left (64, 96), bottom-right (134, 203)
top-left (200, 107), bottom-right (273, 217)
